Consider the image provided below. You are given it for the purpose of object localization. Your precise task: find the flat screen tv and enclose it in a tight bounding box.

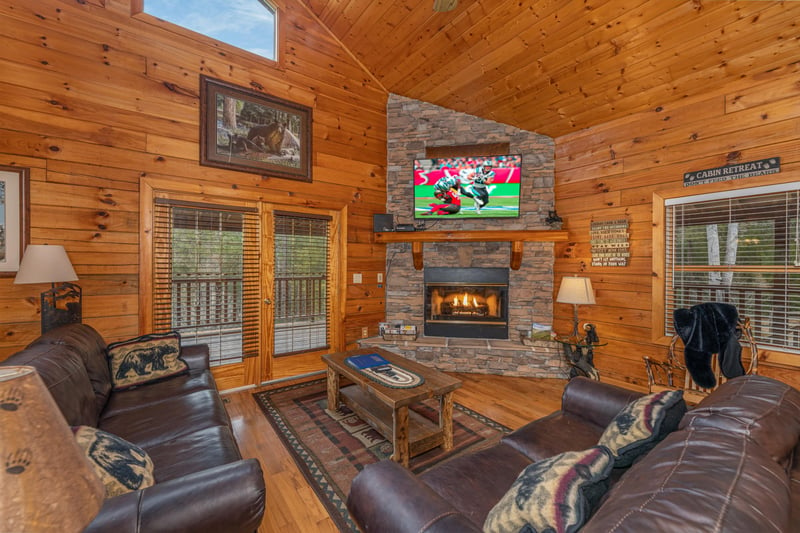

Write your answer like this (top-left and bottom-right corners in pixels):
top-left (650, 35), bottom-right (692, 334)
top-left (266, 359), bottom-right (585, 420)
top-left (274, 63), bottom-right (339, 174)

top-left (413, 154), bottom-right (522, 219)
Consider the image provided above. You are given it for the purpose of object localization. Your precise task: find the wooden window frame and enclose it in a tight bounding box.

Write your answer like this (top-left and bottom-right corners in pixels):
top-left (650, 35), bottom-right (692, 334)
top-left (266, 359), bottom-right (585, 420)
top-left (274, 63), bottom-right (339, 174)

top-left (131, 0), bottom-right (285, 68)
top-left (653, 183), bottom-right (800, 369)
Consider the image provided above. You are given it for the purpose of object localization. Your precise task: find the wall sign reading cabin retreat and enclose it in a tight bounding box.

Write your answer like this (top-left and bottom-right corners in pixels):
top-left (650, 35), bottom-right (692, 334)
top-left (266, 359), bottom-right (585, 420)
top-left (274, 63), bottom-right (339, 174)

top-left (683, 157), bottom-right (780, 187)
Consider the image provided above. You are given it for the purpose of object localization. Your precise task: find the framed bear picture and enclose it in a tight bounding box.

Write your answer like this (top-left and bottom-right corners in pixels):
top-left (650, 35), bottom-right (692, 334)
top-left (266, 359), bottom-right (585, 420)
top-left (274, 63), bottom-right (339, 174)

top-left (199, 75), bottom-right (312, 182)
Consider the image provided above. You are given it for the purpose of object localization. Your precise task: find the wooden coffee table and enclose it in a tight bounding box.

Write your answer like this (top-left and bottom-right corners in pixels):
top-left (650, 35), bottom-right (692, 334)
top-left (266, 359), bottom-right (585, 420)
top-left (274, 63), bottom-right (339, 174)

top-left (322, 347), bottom-right (462, 467)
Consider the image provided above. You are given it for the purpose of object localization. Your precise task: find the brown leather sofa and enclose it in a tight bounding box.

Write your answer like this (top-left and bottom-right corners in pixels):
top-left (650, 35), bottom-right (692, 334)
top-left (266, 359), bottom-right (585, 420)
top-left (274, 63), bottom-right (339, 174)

top-left (348, 375), bottom-right (800, 532)
top-left (1, 324), bottom-right (265, 533)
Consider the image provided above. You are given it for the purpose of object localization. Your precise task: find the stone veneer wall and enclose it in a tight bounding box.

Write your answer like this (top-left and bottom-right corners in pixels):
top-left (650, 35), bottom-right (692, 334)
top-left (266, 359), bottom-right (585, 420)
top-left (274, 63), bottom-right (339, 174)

top-left (382, 94), bottom-right (566, 378)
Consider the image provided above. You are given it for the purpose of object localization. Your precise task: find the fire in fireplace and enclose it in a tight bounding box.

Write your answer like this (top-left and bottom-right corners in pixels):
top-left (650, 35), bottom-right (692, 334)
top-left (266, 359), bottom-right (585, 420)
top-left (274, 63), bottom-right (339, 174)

top-left (441, 291), bottom-right (492, 318)
top-left (424, 267), bottom-right (509, 339)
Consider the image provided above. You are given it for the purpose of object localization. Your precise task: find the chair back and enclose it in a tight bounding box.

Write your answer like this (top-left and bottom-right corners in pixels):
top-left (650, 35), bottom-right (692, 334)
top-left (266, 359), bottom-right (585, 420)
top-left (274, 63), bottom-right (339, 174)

top-left (645, 316), bottom-right (758, 404)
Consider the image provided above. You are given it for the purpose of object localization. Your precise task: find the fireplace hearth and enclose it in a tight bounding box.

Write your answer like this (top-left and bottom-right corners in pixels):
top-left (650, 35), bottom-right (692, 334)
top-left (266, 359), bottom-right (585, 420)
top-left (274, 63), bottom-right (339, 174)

top-left (424, 267), bottom-right (509, 339)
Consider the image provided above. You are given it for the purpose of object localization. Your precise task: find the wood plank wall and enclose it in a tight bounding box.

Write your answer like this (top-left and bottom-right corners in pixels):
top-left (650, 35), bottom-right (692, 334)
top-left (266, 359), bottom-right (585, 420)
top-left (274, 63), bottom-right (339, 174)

top-left (0, 0), bottom-right (388, 373)
top-left (553, 63), bottom-right (800, 390)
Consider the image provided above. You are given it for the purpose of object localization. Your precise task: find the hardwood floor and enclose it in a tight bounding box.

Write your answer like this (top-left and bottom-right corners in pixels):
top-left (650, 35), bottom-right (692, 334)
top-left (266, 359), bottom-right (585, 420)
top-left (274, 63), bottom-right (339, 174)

top-left (222, 372), bottom-right (567, 532)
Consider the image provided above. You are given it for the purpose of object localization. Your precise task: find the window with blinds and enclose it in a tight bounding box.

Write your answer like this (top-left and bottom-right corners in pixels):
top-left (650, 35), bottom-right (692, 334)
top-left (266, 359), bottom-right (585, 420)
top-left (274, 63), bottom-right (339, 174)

top-left (665, 184), bottom-right (800, 352)
top-left (153, 199), bottom-right (260, 366)
top-left (273, 211), bottom-right (331, 356)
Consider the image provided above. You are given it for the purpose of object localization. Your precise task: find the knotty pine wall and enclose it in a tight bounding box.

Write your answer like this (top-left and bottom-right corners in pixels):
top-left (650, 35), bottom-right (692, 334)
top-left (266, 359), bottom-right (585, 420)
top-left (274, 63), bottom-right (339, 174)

top-left (0, 0), bottom-right (387, 373)
top-left (553, 63), bottom-right (800, 390)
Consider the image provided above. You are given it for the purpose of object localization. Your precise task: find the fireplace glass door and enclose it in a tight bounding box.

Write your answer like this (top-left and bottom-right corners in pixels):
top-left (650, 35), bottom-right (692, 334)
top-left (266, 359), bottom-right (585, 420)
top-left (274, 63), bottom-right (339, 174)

top-left (424, 268), bottom-right (509, 339)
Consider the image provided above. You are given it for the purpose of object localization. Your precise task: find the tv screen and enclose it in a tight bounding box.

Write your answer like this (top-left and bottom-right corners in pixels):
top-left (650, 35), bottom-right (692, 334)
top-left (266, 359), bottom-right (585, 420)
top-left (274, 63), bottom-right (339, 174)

top-left (413, 154), bottom-right (522, 219)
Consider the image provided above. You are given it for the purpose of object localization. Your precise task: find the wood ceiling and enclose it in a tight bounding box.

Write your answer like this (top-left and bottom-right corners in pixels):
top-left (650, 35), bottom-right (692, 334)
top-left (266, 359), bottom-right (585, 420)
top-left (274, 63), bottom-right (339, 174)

top-left (299, 0), bottom-right (800, 138)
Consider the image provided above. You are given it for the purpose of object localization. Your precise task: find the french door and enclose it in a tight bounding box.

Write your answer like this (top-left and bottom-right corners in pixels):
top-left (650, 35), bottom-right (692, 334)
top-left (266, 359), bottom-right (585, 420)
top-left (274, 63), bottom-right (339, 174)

top-left (263, 206), bottom-right (343, 382)
top-left (142, 183), bottom-right (343, 390)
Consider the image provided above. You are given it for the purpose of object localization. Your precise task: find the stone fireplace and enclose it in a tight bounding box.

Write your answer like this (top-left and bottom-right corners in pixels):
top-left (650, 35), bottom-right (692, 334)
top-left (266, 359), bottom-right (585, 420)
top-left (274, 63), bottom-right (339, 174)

top-left (424, 267), bottom-right (509, 339)
top-left (361, 94), bottom-right (567, 379)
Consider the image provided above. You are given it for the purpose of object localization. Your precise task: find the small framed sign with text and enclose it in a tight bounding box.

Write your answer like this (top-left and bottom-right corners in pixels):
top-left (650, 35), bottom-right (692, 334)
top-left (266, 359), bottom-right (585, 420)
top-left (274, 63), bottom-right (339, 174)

top-left (590, 219), bottom-right (629, 267)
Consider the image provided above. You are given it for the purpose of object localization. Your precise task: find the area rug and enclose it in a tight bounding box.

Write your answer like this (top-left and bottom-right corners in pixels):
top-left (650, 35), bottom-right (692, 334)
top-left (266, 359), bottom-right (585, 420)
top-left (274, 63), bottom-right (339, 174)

top-left (253, 378), bottom-right (510, 532)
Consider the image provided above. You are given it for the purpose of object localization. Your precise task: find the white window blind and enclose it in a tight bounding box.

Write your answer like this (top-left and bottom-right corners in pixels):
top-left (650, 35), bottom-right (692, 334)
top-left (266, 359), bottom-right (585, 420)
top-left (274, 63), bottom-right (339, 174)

top-left (665, 185), bottom-right (800, 352)
top-left (153, 199), bottom-right (260, 366)
top-left (273, 211), bottom-right (331, 356)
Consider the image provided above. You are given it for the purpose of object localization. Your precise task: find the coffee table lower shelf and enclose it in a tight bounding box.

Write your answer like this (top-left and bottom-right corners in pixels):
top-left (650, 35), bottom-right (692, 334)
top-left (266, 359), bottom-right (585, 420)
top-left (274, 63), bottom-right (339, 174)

top-left (339, 384), bottom-right (444, 458)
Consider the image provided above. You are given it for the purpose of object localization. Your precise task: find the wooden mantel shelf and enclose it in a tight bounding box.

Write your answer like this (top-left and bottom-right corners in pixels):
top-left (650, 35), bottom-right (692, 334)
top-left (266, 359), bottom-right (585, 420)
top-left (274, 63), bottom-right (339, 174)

top-left (374, 230), bottom-right (569, 270)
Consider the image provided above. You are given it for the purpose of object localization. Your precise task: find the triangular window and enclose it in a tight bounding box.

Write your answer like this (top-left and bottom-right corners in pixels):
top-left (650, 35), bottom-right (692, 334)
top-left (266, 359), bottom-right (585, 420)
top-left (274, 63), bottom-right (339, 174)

top-left (144, 0), bottom-right (278, 62)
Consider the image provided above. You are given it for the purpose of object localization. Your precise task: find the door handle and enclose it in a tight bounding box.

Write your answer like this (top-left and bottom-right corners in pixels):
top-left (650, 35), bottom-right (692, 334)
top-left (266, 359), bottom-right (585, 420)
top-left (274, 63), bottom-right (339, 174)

top-left (264, 298), bottom-right (272, 305)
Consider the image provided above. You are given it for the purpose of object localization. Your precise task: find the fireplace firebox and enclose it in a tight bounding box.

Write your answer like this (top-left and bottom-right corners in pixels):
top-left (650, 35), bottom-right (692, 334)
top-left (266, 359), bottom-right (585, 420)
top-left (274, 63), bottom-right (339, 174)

top-left (424, 267), bottom-right (509, 339)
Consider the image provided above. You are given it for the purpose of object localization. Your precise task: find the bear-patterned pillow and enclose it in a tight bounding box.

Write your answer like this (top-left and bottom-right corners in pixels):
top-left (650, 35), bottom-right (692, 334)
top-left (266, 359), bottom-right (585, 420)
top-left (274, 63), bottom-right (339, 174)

top-left (483, 446), bottom-right (614, 533)
top-left (107, 331), bottom-right (188, 390)
top-left (598, 389), bottom-right (686, 468)
top-left (73, 426), bottom-right (155, 498)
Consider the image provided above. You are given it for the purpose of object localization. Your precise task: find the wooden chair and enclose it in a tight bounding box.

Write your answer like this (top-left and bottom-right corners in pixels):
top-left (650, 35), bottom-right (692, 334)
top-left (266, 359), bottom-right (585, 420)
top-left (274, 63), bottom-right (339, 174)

top-left (644, 317), bottom-right (758, 404)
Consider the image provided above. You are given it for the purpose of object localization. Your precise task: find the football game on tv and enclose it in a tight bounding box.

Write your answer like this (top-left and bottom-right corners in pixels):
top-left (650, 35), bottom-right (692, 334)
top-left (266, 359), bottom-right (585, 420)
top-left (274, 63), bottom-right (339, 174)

top-left (413, 154), bottom-right (522, 219)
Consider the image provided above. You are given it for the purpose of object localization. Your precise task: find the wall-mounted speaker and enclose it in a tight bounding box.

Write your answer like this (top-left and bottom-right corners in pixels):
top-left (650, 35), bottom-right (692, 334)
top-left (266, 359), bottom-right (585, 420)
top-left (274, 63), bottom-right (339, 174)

top-left (373, 214), bottom-right (394, 232)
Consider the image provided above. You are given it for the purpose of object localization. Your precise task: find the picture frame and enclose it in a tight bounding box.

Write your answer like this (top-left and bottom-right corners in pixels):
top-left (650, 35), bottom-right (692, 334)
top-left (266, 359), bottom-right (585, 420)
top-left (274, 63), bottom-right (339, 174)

top-left (199, 75), bottom-right (312, 182)
top-left (0, 166), bottom-right (30, 276)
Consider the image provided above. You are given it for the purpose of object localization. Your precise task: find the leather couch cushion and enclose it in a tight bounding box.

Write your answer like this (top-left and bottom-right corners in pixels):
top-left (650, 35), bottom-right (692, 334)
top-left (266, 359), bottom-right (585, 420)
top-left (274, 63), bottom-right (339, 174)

top-left (98, 389), bottom-right (231, 449)
top-left (680, 375), bottom-right (800, 469)
top-left (561, 377), bottom-right (643, 428)
top-left (133, 461), bottom-right (266, 533)
top-left (348, 459), bottom-right (483, 533)
top-left (101, 370), bottom-right (216, 417)
top-left (33, 324), bottom-right (112, 413)
top-left (420, 443), bottom-right (534, 527)
top-left (5, 342), bottom-right (98, 426)
top-left (584, 427), bottom-right (792, 532)
top-left (176, 344), bottom-right (211, 371)
top-left (146, 425), bottom-right (243, 483)
top-left (502, 412), bottom-right (605, 462)
top-left (83, 460), bottom-right (266, 533)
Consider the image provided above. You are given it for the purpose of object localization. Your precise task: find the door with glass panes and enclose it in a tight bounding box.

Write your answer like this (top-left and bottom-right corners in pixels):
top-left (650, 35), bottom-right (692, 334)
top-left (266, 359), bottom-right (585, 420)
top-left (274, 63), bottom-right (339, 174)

top-left (150, 196), bottom-right (339, 388)
top-left (266, 208), bottom-right (339, 381)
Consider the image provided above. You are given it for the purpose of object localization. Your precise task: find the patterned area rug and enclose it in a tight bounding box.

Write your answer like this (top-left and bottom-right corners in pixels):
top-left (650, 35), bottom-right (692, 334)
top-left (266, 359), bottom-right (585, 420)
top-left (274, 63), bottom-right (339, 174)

top-left (253, 378), bottom-right (510, 532)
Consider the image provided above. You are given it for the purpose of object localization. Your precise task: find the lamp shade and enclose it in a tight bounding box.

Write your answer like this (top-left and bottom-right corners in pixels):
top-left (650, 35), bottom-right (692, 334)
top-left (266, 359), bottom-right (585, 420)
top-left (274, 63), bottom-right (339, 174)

top-left (556, 276), bottom-right (596, 305)
top-left (13, 245), bottom-right (78, 284)
top-left (0, 366), bottom-right (104, 532)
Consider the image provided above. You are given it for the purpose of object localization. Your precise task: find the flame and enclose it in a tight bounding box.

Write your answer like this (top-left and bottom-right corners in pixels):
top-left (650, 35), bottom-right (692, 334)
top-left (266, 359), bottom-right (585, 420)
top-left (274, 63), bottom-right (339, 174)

top-left (451, 292), bottom-right (480, 307)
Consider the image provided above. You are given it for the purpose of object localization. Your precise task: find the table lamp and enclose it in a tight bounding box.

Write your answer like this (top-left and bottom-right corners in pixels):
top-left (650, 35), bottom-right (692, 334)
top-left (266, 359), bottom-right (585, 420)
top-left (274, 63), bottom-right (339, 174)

top-left (0, 366), bottom-right (104, 532)
top-left (556, 276), bottom-right (596, 337)
top-left (14, 244), bottom-right (81, 334)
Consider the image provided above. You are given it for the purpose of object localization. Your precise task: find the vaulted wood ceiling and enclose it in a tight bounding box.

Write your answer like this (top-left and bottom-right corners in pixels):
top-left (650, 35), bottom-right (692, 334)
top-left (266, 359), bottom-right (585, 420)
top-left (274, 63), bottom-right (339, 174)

top-left (300, 0), bottom-right (800, 138)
